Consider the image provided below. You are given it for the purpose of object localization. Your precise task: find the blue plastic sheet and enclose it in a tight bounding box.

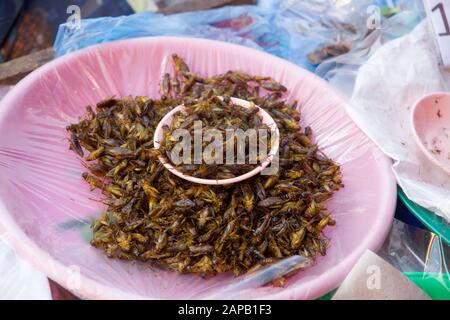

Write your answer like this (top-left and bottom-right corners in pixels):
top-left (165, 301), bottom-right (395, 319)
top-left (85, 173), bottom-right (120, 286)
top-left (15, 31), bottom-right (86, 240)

top-left (54, 1), bottom-right (289, 62)
top-left (53, 0), bottom-right (423, 72)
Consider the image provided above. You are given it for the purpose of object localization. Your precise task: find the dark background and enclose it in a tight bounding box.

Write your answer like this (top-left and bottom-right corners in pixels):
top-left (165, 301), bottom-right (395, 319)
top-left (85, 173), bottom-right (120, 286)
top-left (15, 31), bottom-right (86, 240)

top-left (0, 0), bottom-right (133, 62)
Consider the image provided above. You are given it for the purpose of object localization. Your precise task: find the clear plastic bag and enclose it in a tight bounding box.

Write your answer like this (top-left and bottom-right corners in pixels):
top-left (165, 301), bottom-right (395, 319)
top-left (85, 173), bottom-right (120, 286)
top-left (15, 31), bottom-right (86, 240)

top-left (274, 0), bottom-right (378, 69)
top-left (315, 0), bottom-right (425, 96)
top-left (53, 0), bottom-right (422, 73)
top-left (53, 0), bottom-right (285, 61)
top-left (379, 219), bottom-right (450, 275)
top-left (378, 219), bottom-right (450, 299)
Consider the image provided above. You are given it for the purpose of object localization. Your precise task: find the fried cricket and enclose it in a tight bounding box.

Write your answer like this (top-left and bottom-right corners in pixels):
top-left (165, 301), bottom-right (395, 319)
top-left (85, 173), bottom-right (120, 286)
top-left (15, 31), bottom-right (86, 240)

top-left (66, 54), bottom-right (342, 278)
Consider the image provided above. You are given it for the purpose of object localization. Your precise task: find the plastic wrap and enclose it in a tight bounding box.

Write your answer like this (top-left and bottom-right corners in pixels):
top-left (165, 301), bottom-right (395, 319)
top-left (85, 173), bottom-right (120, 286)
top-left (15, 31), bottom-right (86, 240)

top-left (0, 37), bottom-right (397, 299)
top-left (0, 86), bottom-right (52, 300)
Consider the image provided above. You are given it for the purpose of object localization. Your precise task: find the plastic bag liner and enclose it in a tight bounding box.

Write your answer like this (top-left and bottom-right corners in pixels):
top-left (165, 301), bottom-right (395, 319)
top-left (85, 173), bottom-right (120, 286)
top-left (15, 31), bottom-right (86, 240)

top-left (0, 37), bottom-right (396, 299)
top-left (0, 86), bottom-right (51, 300)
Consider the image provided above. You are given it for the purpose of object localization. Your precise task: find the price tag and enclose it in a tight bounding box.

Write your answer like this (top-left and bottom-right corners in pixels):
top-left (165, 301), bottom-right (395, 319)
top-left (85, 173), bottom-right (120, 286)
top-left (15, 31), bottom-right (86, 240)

top-left (423, 0), bottom-right (450, 67)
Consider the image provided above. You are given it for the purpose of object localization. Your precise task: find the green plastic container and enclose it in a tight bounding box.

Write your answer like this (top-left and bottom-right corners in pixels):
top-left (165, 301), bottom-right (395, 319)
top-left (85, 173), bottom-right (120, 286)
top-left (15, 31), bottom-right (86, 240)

top-left (404, 272), bottom-right (450, 300)
top-left (398, 188), bottom-right (450, 245)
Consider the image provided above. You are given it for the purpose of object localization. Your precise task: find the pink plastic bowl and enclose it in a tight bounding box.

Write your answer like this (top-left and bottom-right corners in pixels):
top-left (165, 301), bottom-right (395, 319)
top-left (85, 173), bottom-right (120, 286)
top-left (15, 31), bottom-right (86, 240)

top-left (411, 92), bottom-right (450, 175)
top-left (153, 97), bottom-right (280, 185)
top-left (0, 37), bottom-right (396, 300)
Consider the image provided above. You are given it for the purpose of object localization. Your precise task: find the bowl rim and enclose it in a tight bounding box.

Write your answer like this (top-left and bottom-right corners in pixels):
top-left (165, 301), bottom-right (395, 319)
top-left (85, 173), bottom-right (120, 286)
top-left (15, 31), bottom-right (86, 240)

top-left (153, 96), bottom-right (280, 185)
top-left (0, 36), bottom-right (397, 300)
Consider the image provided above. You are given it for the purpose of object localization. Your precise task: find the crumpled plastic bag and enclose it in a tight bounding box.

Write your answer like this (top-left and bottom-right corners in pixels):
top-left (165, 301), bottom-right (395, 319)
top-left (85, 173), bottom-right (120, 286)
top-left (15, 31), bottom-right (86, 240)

top-left (273, 0), bottom-right (401, 68)
top-left (312, 1), bottom-right (450, 222)
top-left (346, 20), bottom-right (450, 222)
top-left (54, 0), bottom-right (418, 72)
top-left (315, 0), bottom-right (425, 94)
top-left (379, 219), bottom-right (450, 276)
top-left (378, 219), bottom-right (450, 299)
top-left (53, 0), bottom-right (287, 64)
